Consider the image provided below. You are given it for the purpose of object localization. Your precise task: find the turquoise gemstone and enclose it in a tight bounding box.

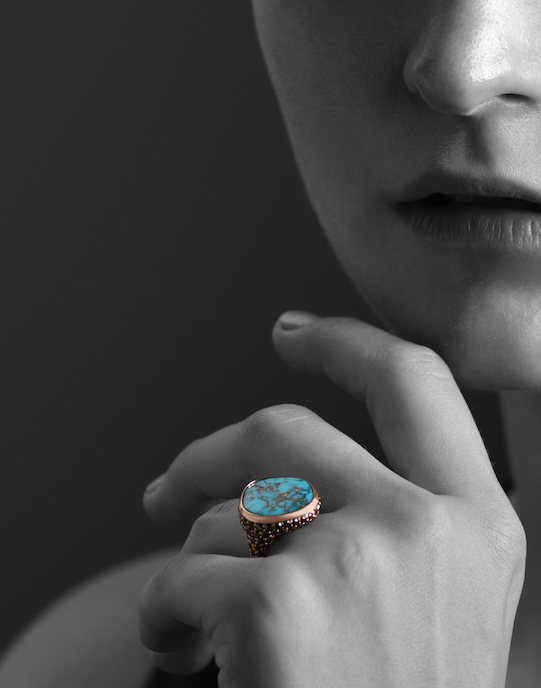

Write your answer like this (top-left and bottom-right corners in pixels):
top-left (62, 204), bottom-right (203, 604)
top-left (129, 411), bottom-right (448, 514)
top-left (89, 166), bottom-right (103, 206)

top-left (242, 477), bottom-right (314, 517)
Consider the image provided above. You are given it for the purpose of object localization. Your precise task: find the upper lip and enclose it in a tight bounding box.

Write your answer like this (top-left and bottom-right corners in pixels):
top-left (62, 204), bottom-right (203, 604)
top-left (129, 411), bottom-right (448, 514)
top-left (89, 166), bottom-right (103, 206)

top-left (400, 171), bottom-right (541, 209)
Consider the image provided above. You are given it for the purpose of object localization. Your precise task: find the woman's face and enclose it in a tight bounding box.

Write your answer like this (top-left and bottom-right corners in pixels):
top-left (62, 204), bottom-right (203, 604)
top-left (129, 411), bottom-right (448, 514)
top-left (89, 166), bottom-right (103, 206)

top-left (252, 0), bottom-right (541, 390)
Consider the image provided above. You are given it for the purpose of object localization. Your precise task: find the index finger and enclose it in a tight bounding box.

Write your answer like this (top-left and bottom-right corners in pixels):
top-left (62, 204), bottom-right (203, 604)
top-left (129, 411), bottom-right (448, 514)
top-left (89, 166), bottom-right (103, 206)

top-left (273, 313), bottom-right (503, 503)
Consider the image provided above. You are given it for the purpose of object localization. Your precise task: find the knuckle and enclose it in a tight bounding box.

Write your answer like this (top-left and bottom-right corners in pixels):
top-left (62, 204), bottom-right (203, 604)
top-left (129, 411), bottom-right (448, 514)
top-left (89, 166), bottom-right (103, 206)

top-left (333, 533), bottom-right (372, 583)
top-left (241, 404), bottom-right (315, 443)
top-left (510, 517), bottom-right (527, 561)
top-left (485, 508), bottom-right (527, 569)
top-left (397, 492), bottom-right (456, 553)
top-left (138, 563), bottom-right (181, 648)
top-left (415, 496), bottom-right (455, 549)
top-left (182, 436), bottom-right (206, 456)
top-left (377, 342), bottom-right (452, 384)
top-left (392, 491), bottom-right (456, 555)
top-left (189, 511), bottom-right (215, 542)
top-left (313, 513), bottom-right (375, 585)
top-left (250, 558), bottom-right (311, 618)
top-left (189, 501), bottom-right (232, 541)
top-left (154, 554), bottom-right (184, 592)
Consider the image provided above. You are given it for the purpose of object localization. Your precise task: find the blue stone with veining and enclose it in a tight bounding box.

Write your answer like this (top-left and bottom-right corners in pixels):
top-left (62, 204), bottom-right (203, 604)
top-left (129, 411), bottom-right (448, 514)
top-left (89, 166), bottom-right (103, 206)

top-left (242, 477), bottom-right (314, 517)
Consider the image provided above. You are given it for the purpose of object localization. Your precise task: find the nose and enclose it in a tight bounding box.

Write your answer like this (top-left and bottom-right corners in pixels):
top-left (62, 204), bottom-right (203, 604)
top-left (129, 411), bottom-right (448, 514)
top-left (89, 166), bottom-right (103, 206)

top-left (403, 0), bottom-right (541, 115)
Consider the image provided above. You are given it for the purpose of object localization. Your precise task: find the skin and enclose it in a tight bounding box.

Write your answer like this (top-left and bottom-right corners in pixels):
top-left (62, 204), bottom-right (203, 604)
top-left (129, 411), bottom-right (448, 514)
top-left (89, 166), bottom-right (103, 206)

top-left (3, 1), bottom-right (541, 686)
top-left (140, 320), bottom-right (525, 687)
top-left (252, 0), bottom-right (541, 390)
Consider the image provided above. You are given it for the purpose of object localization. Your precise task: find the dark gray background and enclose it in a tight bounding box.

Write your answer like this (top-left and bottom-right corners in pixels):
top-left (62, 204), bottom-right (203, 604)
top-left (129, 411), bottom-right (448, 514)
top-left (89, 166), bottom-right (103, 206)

top-left (0, 1), bottom-right (505, 654)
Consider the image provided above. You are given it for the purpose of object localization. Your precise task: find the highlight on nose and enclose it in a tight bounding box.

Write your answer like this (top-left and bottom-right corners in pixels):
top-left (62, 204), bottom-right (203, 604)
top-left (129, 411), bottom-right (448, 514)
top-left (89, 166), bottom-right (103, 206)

top-left (403, 2), bottom-right (541, 115)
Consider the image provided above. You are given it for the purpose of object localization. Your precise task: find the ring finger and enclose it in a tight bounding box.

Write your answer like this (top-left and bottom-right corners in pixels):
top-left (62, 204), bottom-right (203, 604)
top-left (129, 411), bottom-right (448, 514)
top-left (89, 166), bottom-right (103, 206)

top-left (143, 405), bottom-right (395, 534)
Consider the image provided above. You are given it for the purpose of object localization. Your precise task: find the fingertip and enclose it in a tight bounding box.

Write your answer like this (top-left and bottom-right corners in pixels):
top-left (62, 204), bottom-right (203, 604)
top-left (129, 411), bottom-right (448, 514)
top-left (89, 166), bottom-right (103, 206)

top-left (142, 484), bottom-right (176, 529)
top-left (144, 473), bottom-right (165, 497)
top-left (142, 475), bottom-right (164, 519)
top-left (275, 310), bottom-right (320, 333)
top-left (272, 311), bottom-right (320, 358)
top-left (272, 311), bottom-right (325, 377)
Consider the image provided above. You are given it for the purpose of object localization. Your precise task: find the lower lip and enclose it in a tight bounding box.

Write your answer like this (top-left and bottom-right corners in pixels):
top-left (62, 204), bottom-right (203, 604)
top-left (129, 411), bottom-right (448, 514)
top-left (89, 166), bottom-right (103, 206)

top-left (399, 202), bottom-right (541, 252)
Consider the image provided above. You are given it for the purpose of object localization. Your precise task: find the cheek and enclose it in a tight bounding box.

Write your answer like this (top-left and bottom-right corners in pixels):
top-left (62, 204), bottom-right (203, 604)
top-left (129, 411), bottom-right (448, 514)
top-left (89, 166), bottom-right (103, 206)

top-left (253, 1), bottom-right (404, 150)
top-left (253, 0), bottom-right (416, 233)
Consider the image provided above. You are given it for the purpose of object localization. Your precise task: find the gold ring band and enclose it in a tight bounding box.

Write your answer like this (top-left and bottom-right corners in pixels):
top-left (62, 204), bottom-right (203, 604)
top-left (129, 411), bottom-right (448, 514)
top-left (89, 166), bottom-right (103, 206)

top-left (238, 477), bottom-right (321, 558)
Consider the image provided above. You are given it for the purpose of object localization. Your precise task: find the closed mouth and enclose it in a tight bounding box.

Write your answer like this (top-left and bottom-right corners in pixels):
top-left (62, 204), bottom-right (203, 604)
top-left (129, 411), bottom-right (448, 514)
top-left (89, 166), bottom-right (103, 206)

top-left (398, 195), bottom-right (541, 251)
top-left (415, 193), bottom-right (541, 213)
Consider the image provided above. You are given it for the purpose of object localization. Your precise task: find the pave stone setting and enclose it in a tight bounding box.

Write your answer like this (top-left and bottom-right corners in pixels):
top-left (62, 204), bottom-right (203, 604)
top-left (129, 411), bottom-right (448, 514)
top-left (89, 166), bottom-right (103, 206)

top-left (239, 477), bottom-right (321, 558)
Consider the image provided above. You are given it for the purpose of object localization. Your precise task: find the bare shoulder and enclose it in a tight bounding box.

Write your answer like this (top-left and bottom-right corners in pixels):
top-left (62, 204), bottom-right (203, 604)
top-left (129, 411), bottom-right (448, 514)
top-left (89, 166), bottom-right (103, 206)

top-left (0, 547), bottom-right (179, 688)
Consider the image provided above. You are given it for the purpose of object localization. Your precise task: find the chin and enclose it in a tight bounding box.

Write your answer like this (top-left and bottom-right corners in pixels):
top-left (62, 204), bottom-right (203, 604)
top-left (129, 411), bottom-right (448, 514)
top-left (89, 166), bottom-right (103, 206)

top-left (446, 287), bottom-right (541, 391)
top-left (439, 341), bottom-right (541, 392)
top-left (390, 297), bottom-right (541, 392)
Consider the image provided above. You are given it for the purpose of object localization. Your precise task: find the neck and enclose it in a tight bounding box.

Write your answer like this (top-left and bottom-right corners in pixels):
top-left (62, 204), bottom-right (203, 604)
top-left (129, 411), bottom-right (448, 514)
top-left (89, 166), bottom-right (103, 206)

top-left (500, 391), bottom-right (541, 680)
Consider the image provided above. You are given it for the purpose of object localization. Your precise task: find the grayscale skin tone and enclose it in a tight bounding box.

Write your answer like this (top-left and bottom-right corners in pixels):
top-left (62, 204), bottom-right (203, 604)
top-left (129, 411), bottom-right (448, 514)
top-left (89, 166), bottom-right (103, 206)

top-left (138, 1), bottom-right (541, 686)
top-left (3, 1), bottom-right (541, 687)
top-left (252, 0), bottom-right (541, 391)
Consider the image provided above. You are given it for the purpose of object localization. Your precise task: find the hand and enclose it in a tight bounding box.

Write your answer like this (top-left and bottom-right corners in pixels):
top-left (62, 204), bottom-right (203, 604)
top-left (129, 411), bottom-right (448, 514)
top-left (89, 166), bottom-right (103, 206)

top-left (139, 313), bottom-right (526, 688)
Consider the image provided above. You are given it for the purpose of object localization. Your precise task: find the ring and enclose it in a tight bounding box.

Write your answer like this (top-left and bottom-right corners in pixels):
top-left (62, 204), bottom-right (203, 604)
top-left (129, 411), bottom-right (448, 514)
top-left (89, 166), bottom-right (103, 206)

top-left (238, 477), bottom-right (321, 558)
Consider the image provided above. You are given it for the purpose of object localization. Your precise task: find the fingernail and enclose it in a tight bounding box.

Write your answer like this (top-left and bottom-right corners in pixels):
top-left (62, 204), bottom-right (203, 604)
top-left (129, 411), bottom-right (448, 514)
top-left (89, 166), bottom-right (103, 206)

top-left (145, 474), bottom-right (165, 495)
top-left (279, 311), bottom-right (319, 331)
